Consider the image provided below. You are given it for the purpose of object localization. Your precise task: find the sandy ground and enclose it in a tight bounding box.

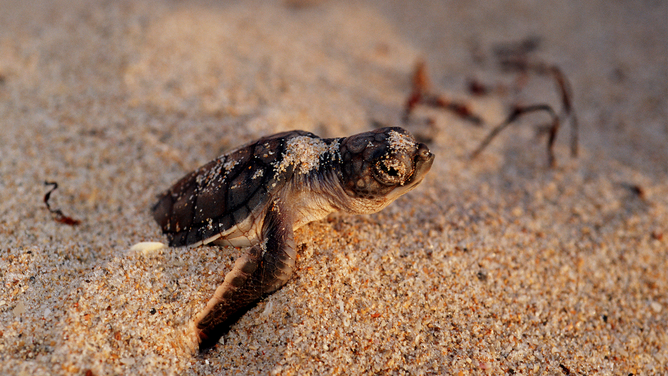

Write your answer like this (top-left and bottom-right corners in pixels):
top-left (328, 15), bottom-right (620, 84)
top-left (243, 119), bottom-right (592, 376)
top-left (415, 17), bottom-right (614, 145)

top-left (1, 0), bottom-right (667, 375)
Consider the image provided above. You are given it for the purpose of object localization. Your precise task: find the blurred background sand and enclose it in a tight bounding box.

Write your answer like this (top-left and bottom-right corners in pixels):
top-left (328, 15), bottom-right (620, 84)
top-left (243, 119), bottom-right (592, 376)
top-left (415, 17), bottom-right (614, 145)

top-left (1, 1), bottom-right (666, 374)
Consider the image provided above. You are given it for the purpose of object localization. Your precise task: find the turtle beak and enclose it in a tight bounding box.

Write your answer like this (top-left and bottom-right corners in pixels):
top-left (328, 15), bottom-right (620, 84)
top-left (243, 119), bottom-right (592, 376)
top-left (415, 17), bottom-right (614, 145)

top-left (416, 143), bottom-right (434, 163)
top-left (410, 143), bottom-right (434, 183)
top-left (396, 142), bottom-right (434, 191)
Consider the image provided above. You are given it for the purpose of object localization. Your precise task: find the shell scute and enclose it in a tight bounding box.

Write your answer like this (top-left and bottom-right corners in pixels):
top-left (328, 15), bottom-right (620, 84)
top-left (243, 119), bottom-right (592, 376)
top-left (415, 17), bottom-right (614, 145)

top-left (232, 205), bottom-right (250, 228)
top-left (185, 227), bottom-right (202, 245)
top-left (227, 166), bottom-right (257, 210)
top-left (246, 185), bottom-right (268, 212)
top-left (224, 146), bottom-right (252, 173)
top-left (193, 182), bottom-right (227, 224)
top-left (253, 139), bottom-right (281, 164)
top-left (169, 179), bottom-right (197, 231)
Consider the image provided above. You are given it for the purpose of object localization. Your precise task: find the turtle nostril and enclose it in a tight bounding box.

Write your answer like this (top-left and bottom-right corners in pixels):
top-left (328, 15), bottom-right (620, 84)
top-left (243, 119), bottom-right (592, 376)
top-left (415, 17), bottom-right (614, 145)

top-left (416, 144), bottom-right (432, 160)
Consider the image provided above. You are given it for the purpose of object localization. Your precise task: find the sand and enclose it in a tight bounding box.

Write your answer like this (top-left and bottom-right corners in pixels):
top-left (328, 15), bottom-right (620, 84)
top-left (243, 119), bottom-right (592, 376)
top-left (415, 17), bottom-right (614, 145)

top-left (1, 0), bottom-right (666, 375)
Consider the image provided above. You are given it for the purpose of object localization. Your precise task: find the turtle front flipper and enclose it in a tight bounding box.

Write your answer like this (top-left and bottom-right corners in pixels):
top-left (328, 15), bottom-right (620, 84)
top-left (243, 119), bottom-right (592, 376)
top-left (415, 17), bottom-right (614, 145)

top-left (194, 200), bottom-right (296, 350)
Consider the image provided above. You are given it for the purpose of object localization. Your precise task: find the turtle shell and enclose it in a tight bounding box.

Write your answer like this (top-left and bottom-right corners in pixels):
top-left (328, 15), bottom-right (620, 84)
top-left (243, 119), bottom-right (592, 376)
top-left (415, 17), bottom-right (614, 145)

top-left (152, 130), bottom-right (338, 247)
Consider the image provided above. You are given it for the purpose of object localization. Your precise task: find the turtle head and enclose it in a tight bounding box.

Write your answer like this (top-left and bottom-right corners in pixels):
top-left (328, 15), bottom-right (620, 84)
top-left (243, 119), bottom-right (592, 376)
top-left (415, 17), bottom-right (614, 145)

top-left (337, 127), bottom-right (434, 214)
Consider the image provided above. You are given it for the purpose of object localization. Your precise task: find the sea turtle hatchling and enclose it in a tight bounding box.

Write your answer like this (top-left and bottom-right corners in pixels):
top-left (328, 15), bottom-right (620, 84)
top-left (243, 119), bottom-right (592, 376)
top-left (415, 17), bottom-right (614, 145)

top-left (152, 127), bottom-right (434, 349)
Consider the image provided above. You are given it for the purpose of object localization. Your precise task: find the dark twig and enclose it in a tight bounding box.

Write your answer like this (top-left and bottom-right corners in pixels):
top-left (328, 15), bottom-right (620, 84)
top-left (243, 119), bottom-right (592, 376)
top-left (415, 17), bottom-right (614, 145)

top-left (44, 181), bottom-right (81, 226)
top-left (497, 57), bottom-right (579, 159)
top-left (466, 78), bottom-right (493, 96)
top-left (404, 60), bottom-right (483, 125)
top-left (470, 104), bottom-right (560, 167)
top-left (469, 41), bottom-right (579, 167)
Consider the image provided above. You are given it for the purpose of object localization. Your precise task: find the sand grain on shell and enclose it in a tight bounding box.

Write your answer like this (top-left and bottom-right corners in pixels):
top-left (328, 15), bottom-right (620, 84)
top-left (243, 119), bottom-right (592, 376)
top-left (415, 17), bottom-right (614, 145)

top-left (388, 130), bottom-right (416, 152)
top-left (274, 136), bottom-right (337, 175)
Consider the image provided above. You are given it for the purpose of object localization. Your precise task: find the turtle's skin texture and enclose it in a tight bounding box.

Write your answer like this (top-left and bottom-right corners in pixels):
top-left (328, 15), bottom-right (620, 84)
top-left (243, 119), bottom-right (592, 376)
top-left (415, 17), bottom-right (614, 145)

top-left (152, 127), bottom-right (434, 349)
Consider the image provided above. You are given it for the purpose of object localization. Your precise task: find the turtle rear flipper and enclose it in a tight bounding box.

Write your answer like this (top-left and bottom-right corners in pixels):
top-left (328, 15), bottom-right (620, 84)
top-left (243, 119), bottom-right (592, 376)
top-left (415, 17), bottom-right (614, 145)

top-left (194, 200), bottom-right (296, 349)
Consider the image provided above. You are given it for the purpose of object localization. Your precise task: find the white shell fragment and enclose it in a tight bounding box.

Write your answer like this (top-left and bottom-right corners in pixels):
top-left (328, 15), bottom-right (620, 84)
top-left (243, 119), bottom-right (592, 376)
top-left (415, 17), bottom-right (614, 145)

top-left (130, 241), bottom-right (167, 254)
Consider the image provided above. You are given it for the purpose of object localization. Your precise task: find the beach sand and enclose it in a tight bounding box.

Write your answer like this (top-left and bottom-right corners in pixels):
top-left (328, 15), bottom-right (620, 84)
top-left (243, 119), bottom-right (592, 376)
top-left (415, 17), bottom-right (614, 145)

top-left (1, 0), bottom-right (666, 374)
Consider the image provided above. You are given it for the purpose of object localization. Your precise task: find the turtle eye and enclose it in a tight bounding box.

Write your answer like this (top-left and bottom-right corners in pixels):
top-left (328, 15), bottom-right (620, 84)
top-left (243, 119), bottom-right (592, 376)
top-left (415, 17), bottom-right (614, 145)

top-left (374, 158), bottom-right (407, 185)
